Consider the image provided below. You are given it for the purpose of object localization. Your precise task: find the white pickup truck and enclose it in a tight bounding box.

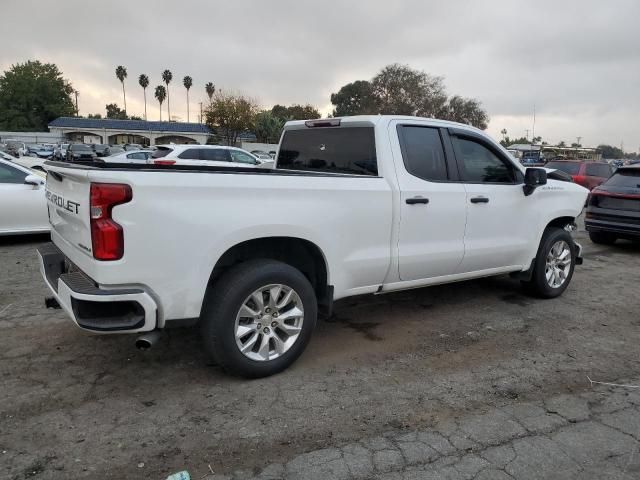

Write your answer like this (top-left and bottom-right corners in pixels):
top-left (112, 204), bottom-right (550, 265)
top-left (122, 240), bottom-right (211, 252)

top-left (39, 115), bottom-right (588, 377)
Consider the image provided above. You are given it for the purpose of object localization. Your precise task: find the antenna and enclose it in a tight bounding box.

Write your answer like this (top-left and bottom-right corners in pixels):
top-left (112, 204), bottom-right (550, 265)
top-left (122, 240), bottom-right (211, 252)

top-left (531, 104), bottom-right (536, 141)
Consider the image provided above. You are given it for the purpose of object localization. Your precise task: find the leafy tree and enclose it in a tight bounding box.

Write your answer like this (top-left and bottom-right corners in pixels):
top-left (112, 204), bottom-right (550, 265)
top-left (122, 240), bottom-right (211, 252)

top-left (532, 136), bottom-right (542, 143)
top-left (205, 92), bottom-right (258, 146)
top-left (254, 110), bottom-right (285, 143)
top-left (499, 136), bottom-right (529, 147)
top-left (138, 74), bottom-right (149, 120)
top-left (205, 82), bottom-right (215, 103)
top-left (372, 63), bottom-right (448, 117)
top-left (330, 80), bottom-right (378, 117)
top-left (105, 103), bottom-right (127, 119)
top-left (87, 113), bottom-right (102, 119)
top-left (557, 141), bottom-right (566, 147)
top-left (183, 76), bottom-right (193, 122)
top-left (571, 142), bottom-right (582, 148)
top-left (0, 60), bottom-right (75, 131)
top-left (162, 69), bottom-right (173, 120)
top-left (115, 66), bottom-right (127, 114)
top-left (154, 85), bottom-right (166, 121)
top-left (440, 95), bottom-right (488, 130)
top-left (271, 104), bottom-right (320, 121)
top-left (329, 64), bottom-right (489, 129)
top-left (597, 144), bottom-right (625, 159)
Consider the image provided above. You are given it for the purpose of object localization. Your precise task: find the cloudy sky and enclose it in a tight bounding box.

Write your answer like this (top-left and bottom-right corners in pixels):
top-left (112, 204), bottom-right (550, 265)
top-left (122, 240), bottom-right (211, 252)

top-left (3, 0), bottom-right (639, 149)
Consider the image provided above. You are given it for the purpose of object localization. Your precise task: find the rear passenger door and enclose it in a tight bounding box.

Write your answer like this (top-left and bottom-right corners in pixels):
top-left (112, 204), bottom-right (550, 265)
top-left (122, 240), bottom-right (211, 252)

top-left (391, 121), bottom-right (467, 281)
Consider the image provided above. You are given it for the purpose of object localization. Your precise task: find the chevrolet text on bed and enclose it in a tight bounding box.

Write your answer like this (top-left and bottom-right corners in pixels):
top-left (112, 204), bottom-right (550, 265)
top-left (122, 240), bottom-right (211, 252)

top-left (38, 115), bottom-right (588, 377)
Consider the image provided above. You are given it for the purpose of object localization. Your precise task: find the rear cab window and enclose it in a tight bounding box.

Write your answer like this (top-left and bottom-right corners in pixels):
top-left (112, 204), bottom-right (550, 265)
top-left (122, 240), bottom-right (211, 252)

top-left (277, 127), bottom-right (378, 176)
top-left (152, 147), bottom-right (173, 159)
top-left (603, 169), bottom-right (640, 188)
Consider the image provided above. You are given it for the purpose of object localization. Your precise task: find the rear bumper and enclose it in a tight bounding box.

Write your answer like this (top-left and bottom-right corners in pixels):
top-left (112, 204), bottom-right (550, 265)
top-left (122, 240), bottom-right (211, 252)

top-left (585, 219), bottom-right (640, 238)
top-left (38, 243), bottom-right (157, 333)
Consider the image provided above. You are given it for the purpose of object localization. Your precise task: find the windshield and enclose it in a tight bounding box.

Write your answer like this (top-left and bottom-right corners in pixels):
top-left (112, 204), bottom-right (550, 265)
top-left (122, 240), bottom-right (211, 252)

top-left (603, 170), bottom-right (640, 188)
top-left (71, 144), bottom-right (92, 151)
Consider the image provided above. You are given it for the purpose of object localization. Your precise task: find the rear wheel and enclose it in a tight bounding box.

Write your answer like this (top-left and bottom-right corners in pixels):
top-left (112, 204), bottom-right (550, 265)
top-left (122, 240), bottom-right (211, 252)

top-left (200, 259), bottom-right (317, 378)
top-left (522, 227), bottom-right (576, 298)
top-left (589, 231), bottom-right (617, 245)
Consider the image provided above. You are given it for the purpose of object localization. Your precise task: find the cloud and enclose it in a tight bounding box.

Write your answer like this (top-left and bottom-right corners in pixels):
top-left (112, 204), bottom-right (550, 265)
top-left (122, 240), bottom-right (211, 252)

top-left (1, 0), bottom-right (638, 148)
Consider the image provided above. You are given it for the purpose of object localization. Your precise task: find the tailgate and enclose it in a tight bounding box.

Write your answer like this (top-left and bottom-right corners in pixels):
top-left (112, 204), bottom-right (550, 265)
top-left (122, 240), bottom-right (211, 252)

top-left (45, 164), bottom-right (93, 257)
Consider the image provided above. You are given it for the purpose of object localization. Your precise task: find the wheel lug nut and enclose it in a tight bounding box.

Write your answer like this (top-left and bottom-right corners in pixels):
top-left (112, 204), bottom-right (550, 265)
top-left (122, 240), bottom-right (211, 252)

top-left (263, 327), bottom-right (270, 334)
top-left (256, 323), bottom-right (262, 329)
top-left (273, 312), bottom-right (279, 318)
top-left (271, 321), bottom-right (277, 328)
top-left (265, 308), bottom-right (271, 314)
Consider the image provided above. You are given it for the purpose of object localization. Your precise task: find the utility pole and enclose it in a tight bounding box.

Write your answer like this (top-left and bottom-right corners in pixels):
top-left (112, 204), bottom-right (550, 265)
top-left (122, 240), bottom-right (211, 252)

top-left (74, 90), bottom-right (79, 116)
top-left (199, 102), bottom-right (203, 124)
top-left (576, 136), bottom-right (582, 146)
top-left (531, 104), bottom-right (536, 142)
top-left (525, 129), bottom-right (530, 141)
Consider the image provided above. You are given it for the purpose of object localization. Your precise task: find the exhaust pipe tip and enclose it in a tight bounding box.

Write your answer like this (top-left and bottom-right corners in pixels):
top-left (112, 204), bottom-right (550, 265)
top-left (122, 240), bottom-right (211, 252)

top-left (135, 331), bottom-right (162, 350)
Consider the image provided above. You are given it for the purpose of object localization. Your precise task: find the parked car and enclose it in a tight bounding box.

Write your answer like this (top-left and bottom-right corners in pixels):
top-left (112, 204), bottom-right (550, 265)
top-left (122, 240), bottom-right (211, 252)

top-left (39, 115), bottom-right (588, 378)
top-left (9, 153), bottom-right (48, 171)
top-left (103, 150), bottom-right (153, 164)
top-left (124, 143), bottom-right (143, 151)
top-left (5, 140), bottom-right (28, 157)
top-left (27, 144), bottom-right (55, 159)
top-left (544, 160), bottom-right (614, 190)
top-left (585, 164), bottom-right (640, 244)
top-left (108, 145), bottom-right (125, 156)
top-left (149, 145), bottom-right (274, 168)
top-left (92, 144), bottom-right (111, 157)
top-left (65, 143), bottom-right (97, 162)
top-left (0, 158), bottom-right (48, 235)
top-left (251, 150), bottom-right (274, 161)
top-left (54, 143), bottom-right (69, 160)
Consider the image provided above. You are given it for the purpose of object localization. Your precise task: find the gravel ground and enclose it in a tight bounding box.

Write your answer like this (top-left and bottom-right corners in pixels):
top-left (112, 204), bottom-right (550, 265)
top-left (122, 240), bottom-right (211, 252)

top-left (1, 223), bottom-right (639, 480)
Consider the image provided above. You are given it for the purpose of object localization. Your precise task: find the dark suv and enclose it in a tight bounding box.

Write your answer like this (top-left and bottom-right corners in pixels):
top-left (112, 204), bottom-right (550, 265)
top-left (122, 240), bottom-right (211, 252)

top-left (65, 144), bottom-right (97, 162)
top-left (545, 160), bottom-right (613, 190)
top-left (585, 165), bottom-right (640, 244)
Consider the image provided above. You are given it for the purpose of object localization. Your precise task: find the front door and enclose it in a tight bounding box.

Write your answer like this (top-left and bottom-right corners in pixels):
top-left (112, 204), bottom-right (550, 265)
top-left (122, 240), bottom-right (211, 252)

top-left (391, 122), bottom-right (467, 281)
top-left (449, 133), bottom-right (533, 273)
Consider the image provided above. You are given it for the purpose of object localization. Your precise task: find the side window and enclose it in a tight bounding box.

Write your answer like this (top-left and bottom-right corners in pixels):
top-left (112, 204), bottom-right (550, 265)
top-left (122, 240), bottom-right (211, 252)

top-left (398, 126), bottom-right (448, 181)
top-left (230, 150), bottom-right (258, 165)
top-left (453, 137), bottom-right (515, 183)
top-left (177, 148), bottom-right (201, 160)
top-left (0, 163), bottom-right (28, 184)
top-left (201, 148), bottom-right (231, 162)
top-left (585, 163), bottom-right (613, 178)
top-left (127, 152), bottom-right (146, 160)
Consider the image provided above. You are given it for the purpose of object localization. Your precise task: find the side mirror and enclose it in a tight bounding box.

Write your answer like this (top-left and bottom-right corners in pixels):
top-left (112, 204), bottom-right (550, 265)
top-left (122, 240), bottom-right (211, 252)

top-left (523, 168), bottom-right (547, 196)
top-left (24, 174), bottom-right (44, 187)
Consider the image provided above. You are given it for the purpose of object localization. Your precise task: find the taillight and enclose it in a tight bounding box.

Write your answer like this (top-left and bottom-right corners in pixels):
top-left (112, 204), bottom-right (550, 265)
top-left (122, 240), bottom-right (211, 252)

top-left (90, 183), bottom-right (132, 261)
top-left (573, 175), bottom-right (586, 185)
top-left (154, 159), bottom-right (176, 165)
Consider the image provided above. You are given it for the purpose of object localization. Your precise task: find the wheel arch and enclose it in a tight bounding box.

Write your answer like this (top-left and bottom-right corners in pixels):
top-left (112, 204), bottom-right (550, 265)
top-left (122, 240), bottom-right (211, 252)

top-left (203, 236), bottom-right (332, 318)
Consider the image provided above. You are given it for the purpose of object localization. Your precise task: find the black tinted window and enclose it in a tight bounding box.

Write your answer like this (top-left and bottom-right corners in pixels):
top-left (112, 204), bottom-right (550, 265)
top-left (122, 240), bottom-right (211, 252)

top-left (201, 148), bottom-right (231, 162)
top-left (177, 148), bottom-right (201, 160)
top-left (398, 126), bottom-right (447, 181)
top-left (453, 137), bottom-right (514, 183)
top-left (0, 163), bottom-right (27, 184)
top-left (277, 127), bottom-right (377, 176)
top-left (546, 162), bottom-right (580, 175)
top-left (152, 147), bottom-right (172, 159)
top-left (604, 170), bottom-right (640, 189)
top-left (585, 163), bottom-right (612, 178)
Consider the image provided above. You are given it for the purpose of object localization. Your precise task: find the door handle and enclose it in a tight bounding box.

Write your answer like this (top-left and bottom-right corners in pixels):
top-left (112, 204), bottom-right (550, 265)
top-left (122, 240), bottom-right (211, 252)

top-left (406, 196), bottom-right (429, 205)
top-left (470, 196), bottom-right (489, 204)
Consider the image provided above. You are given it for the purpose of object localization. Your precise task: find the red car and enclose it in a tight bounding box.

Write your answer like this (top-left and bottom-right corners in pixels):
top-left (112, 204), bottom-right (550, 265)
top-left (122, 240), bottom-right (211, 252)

top-left (545, 160), bottom-right (614, 190)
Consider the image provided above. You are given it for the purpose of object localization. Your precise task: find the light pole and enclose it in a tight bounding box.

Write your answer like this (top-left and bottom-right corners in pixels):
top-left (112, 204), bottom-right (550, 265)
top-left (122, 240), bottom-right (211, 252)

top-left (74, 90), bottom-right (79, 116)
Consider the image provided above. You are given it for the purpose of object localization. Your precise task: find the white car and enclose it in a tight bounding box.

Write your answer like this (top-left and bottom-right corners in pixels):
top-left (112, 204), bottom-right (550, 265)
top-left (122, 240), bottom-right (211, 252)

top-left (150, 145), bottom-right (274, 168)
top-left (0, 158), bottom-right (48, 235)
top-left (103, 150), bottom-right (153, 164)
top-left (40, 115), bottom-right (588, 377)
top-left (1, 150), bottom-right (48, 171)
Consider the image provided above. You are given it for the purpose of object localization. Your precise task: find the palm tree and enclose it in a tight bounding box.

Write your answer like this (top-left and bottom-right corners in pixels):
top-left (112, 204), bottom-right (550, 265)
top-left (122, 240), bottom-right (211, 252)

top-left (138, 74), bottom-right (149, 120)
top-left (205, 82), bottom-right (215, 103)
top-left (162, 69), bottom-right (173, 121)
top-left (115, 66), bottom-right (128, 114)
top-left (155, 85), bottom-right (167, 121)
top-left (183, 76), bottom-right (193, 122)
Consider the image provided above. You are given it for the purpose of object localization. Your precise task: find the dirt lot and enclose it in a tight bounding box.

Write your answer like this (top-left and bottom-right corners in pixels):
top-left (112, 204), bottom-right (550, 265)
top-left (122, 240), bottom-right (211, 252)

top-left (1, 224), bottom-right (639, 479)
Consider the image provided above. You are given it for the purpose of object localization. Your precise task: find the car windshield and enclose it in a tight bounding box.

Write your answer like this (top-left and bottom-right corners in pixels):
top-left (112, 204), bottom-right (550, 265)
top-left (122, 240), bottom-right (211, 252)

top-left (152, 147), bottom-right (172, 158)
top-left (603, 170), bottom-right (640, 188)
top-left (545, 161), bottom-right (581, 175)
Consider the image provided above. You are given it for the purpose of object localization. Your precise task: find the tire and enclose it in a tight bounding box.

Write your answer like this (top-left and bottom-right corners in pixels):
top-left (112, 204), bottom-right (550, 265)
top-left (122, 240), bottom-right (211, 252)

top-left (200, 259), bottom-right (317, 378)
top-left (521, 227), bottom-right (577, 298)
top-left (589, 231), bottom-right (617, 245)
